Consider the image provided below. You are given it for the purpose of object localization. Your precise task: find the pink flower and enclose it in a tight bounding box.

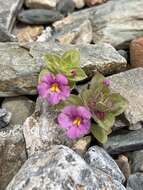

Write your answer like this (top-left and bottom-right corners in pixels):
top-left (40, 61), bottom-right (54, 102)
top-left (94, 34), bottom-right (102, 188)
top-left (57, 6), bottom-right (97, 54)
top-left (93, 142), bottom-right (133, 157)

top-left (103, 79), bottom-right (110, 87)
top-left (58, 105), bottom-right (91, 139)
top-left (37, 73), bottom-right (70, 105)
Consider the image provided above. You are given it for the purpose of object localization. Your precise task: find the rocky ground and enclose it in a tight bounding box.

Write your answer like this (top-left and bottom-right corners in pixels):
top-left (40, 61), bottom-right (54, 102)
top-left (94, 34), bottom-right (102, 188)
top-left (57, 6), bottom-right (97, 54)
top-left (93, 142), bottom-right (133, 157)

top-left (0, 0), bottom-right (143, 190)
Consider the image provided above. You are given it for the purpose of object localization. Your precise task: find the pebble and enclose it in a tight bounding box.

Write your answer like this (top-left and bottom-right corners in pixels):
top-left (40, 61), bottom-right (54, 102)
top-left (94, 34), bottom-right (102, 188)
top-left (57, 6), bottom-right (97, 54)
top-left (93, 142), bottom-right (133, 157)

top-left (17, 9), bottom-right (64, 25)
top-left (73, 0), bottom-right (85, 9)
top-left (85, 0), bottom-right (106, 7)
top-left (0, 108), bottom-right (11, 129)
top-left (2, 96), bottom-right (35, 125)
top-left (56, 0), bottom-right (75, 16)
top-left (37, 26), bottom-right (52, 42)
top-left (25, 0), bottom-right (57, 9)
top-left (127, 173), bottom-right (143, 190)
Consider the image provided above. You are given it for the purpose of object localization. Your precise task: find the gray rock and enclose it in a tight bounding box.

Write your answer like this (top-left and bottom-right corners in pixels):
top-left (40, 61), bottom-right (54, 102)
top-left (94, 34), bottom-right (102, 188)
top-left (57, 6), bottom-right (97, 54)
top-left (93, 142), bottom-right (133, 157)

top-left (37, 26), bottom-right (53, 42)
top-left (118, 50), bottom-right (128, 61)
top-left (108, 68), bottom-right (143, 127)
top-left (56, 0), bottom-right (75, 16)
top-left (0, 42), bottom-right (126, 96)
top-left (129, 150), bottom-right (143, 173)
top-left (2, 96), bottom-right (35, 125)
top-left (0, 25), bottom-right (15, 42)
top-left (0, 42), bottom-right (38, 97)
top-left (127, 173), bottom-right (143, 190)
top-left (0, 108), bottom-right (11, 129)
top-left (25, 0), bottom-right (57, 9)
top-left (0, 125), bottom-right (27, 190)
top-left (104, 128), bottom-right (143, 155)
top-left (6, 145), bottom-right (126, 190)
top-left (84, 146), bottom-right (125, 183)
top-left (17, 9), bottom-right (64, 25)
top-left (53, 0), bottom-right (143, 48)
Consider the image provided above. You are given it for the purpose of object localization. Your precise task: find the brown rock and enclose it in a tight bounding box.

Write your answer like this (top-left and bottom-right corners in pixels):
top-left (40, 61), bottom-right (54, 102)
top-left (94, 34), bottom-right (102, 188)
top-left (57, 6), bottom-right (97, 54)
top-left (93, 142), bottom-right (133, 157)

top-left (116, 155), bottom-right (131, 179)
top-left (130, 37), bottom-right (143, 68)
top-left (17, 25), bottom-right (44, 43)
top-left (25, 0), bottom-right (57, 9)
top-left (85, 0), bottom-right (106, 7)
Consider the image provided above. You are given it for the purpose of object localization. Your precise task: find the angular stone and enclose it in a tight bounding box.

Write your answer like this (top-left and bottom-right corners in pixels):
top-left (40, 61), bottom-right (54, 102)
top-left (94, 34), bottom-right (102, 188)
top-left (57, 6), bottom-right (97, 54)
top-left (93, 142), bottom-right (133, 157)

top-left (0, 42), bottom-right (126, 96)
top-left (0, 26), bottom-right (15, 42)
top-left (0, 42), bottom-right (38, 97)
top-left (56, 0), bottom-right (75, 16)
top-left (25, 0), bottom-right (57, 9)
top-left (6, 145), bottom-right (126, 190)
top-left (54, 0), bottom-right (143, 48)
top-left (17, 25), bottom-right (44, 43)
top-left (17, 9), bottom-right (64, 25)
top-left (127, 173), bottom-right (143, 190)
top-left (84, 146), bottom-right (125, 183)
top-left (85, 0), bottom-right (106, 7)
top-left (116, 155), bottom-right (131, 180)
top-left (104, 128), bottom-right (143, 155)
top-left (29, 42), bottom-right (127, 76)
top-left (54, 19), bottom-right (93, 45)
top-left (73, 0), bottom-right (85, 9)
top-left (0, 108), bottom-right (11, 129)
top-left (37, 26), bottom-right (53, 42)
top-left (108, 68), bottom-right (143, 126)
top-left (23, 97), bottom-right (77, 157)
top-left (129, 150), bottom-right (143, 173)
top-left (2, 96), bottom-right (35, 125)
top-left (130, 37), bottom-right (143, 68)
top-left (0, 125), bottom-right (27, 190)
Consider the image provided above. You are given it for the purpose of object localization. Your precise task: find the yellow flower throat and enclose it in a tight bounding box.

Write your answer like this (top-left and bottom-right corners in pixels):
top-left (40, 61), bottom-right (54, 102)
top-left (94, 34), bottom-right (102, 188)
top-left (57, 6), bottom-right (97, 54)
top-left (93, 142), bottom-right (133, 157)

top-left (50, 83), bottom-right (59, 92)
top-left (73, 117), bottom-right (81, 126)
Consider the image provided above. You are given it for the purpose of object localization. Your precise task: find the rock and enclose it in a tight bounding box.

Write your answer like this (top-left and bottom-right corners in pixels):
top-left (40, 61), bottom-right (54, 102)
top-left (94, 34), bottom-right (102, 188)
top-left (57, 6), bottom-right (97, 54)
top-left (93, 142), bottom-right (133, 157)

top-left (85, 0), bottom-right (106, 7)
top-left (2, 96), bottom-right (35, 125)
top-left (116, 155), bottom-right (131, 179)
top-left (29, 42), bottom-right (127, 76)
top-left (0, 108), bottom-right (11, 129)
top-left (129, 150), bottom-right (143, 173)
top-left (17, 25), bottom-right (44, 43)
top-left (54, 0), bottom-right (143, 48)
top-left (17, 9), bottom-right (64, 25)
top-left (118, 50), bottom-right (128, 61)
top-left (0, 0), bottom-right (23, 32)
top-left (127, 173), bottom-right (143, 190)
top-left (104, 128), bottom-right (143, 155)
top-left (84, 146), bottom-right (125, 183)
top-left (0, 25), bottom-right (15, 42)
top-left (113, 115), bottom-right (129, 131)
top-left (0, 42), bottom-right (38, 97)
top-left (25, 0), bottom-right (57, 9)
top-left (54, 19), bottom-right (93, 44)
top-left (73, 0), bottom-right (85, 9)
top-left (108, 68), bottom-right (143, 127)
top-left (0, 125), bottom-right (27, 190)
top-left (37, 26), bottom-right (53, 42)
top-left (6, 145), bottom-right (126, 190)
top-left (130, 37), bottom-right (143, 68)
top-left (56, 0), bottom-right (75, 16)
top-left (23, 97), bottom-right (77, 157)
top-left (0, 42), bottom-right (126, 96)
top-left (72, 136), bottom-right (91, 156)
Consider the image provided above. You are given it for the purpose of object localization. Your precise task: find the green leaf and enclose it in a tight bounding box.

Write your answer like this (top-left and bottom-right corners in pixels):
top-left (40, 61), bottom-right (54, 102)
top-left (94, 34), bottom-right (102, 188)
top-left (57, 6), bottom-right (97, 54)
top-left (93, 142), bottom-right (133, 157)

top-left (110, 93), bottom-right (128, 116)
top-left (91, 123), bottom-right (108, 144)
top-left (92, 112), bottom-right (115, 131)
top-left (68, 68), bottom-right (87, 81)
top-left (61, 49), bottom-right (80, 68)
top-left (90, 72), bottom-right (105, 88)
top-left (38, 69), bottom-right (49, 82)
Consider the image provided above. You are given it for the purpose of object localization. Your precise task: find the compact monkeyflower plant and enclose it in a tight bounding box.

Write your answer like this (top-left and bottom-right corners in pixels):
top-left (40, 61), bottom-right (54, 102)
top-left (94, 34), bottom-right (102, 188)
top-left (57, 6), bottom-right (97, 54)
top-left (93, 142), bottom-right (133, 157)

top-left (38, 49), bottom-right (128, 143)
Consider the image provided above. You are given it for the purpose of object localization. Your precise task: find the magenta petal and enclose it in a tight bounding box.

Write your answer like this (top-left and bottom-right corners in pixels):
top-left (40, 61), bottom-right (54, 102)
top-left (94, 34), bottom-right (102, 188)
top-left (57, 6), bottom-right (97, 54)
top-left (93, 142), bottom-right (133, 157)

top-left (66, 127), bottom-right (81, 139)
top-left (60, 86), bottom-right (70, 100)
top-left (56, 74), bottom-right (69, 85)
top-left (41, 73), bottom-right (55, 84)
top-left (77, 106), bottom-right (91, 119)
top-left (37, 83), bottom-right (49, 98)
top-left (47, 92), bottom-right (60, 105)
top-left (62, 105), bottom-right (78, 117)
top-left (58, 113), bottom-right (72, 129)
top-left (78, 122), bottom-right (91, 134)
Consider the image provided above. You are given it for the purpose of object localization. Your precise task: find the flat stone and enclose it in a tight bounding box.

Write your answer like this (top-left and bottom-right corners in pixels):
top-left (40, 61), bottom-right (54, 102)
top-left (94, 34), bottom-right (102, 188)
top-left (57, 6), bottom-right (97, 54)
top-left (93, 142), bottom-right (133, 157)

top-left (129, 150), bottom-right (143, 173)
top-left (17, 25), bottom-right (44, 43)
top-left (108, 68), bottom-right (143, 126)
top-left (17, 9), bottom-right (64, 25)
top-left (0, 42), bottom-right (126, 96)
top-left (2, 96), bottom-right (35, 125)
top-left (127, 173), bottom-right (143, 190)
top-left (130, 37), bottom-right (143, 68)
top-left (0, 125), bottom-right (27, 190)
top-left (84, 146), bottom-right (125, 183)
top-left (104, 128), bottom-right (143, 155)
top-left (25, 0), bottom-right (57, 9)
top-left (6, 145), bottom-right (126, 190)
top-left (56, 0), bottom-right (75, 16)
top-left (54, 19), bottom-right (93, 44)
top-left (53, 0), bottom-right (143, 48)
